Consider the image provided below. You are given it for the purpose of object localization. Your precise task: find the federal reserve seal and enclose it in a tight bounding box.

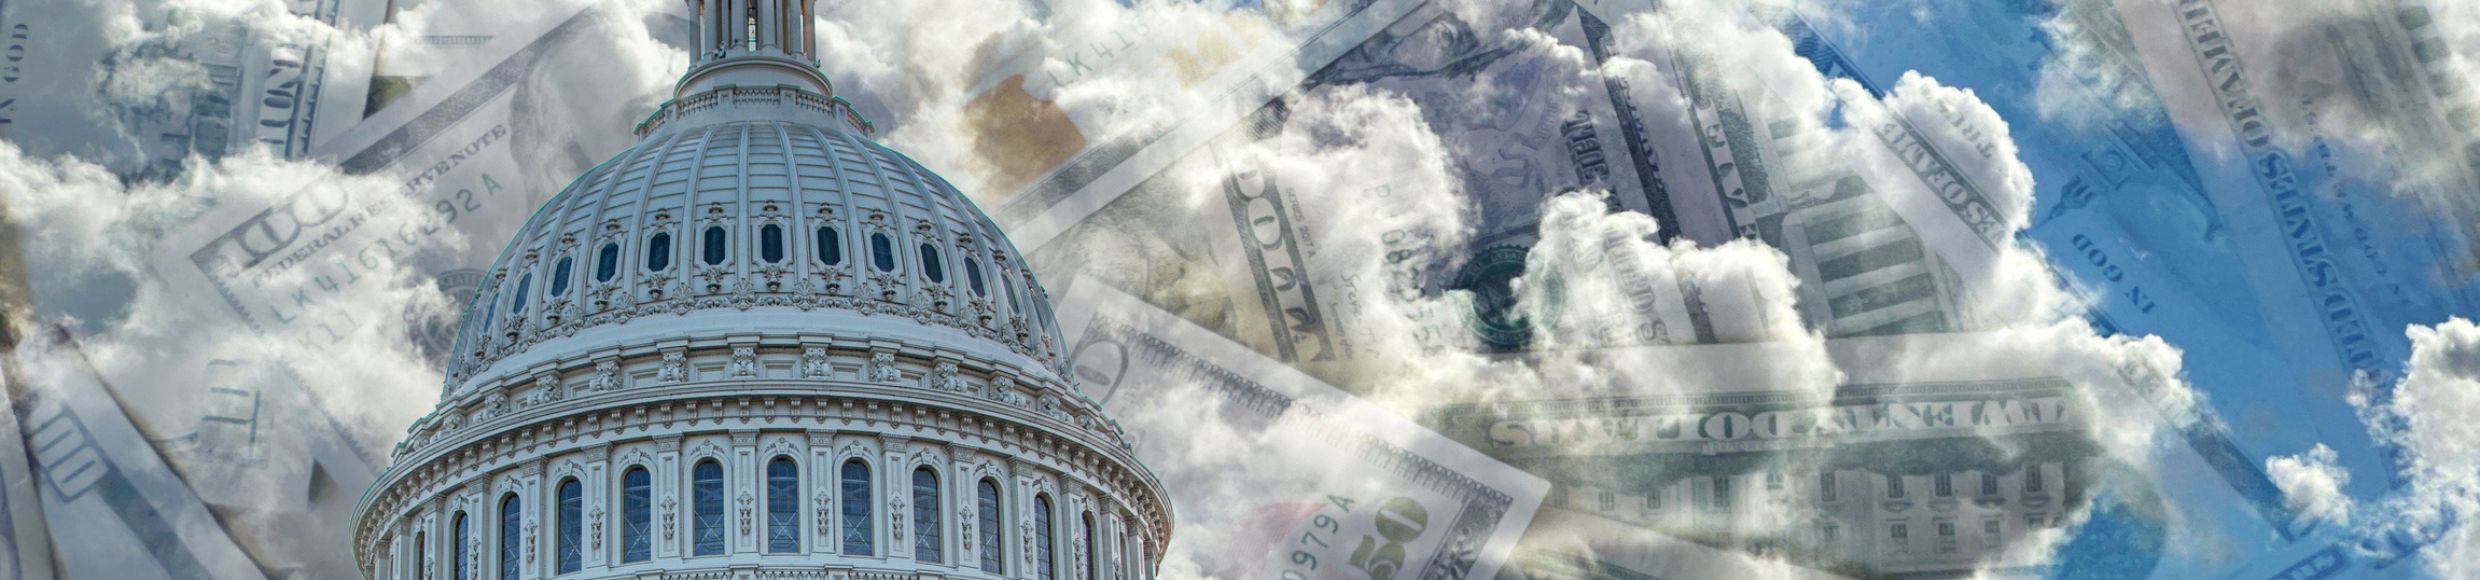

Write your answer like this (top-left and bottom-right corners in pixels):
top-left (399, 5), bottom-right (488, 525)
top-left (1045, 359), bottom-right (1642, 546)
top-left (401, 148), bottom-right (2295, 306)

top-left (1451, 244), bottom-right (1558, 351)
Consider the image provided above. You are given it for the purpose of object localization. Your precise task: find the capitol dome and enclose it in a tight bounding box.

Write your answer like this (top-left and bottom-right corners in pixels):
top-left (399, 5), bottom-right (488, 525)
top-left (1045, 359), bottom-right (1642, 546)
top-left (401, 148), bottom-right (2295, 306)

top-left (352, 2), bottom-right (1172, 578)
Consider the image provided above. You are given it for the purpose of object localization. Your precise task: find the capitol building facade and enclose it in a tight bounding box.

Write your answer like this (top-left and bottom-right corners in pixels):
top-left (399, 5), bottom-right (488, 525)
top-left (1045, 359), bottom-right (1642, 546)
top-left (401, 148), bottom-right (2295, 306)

top-left (350, 1), bottom-right (1173, 578)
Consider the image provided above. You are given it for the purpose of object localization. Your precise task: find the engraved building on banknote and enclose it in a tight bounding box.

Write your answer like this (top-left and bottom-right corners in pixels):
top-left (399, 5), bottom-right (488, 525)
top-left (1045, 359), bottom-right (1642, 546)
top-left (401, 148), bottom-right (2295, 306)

top-left (348, 2), bottom-right (1172, 578)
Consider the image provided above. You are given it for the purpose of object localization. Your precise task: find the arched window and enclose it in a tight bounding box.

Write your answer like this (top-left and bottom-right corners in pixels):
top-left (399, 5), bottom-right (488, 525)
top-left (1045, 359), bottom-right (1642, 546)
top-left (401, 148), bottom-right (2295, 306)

top-left (760, 224), bottom-right (786, 263)
top-left (840, 460), bottom-right (873, 555)
top-left (1114, 514), bottom-right (1130, 580)
top-left (596, 242), bottom-right (620, 282)
top-left (452, 511), bottom-right (470, 580)
top-left (965, 258), bottom-right (987, 297)
top-left (622, 466), bottom-right (652, 562)
top-left (477, 292), bottom-right (497, 337)
top-left (498, 494), bottom-right (521, 580)
top-left (509, 274), bottom-right (531, 315)
top-left (549, 256), bottom-right (573, 297)
top-left (557, 478), bottom-right (582, 573)
top-left (869, 233), bottom-right (896, 272)
top-left (919, 244), bottom-right (946, 283)
top-left (646, 232), bottom-right (673, 272)
top-left (912, 468), bottom-right (942, 562)
top-left (1082, 512), bottom-right (1099, 580)
top-left (414, 531), bottom-right (427, 580)
top-left (1003, 271), bottom-right (1021, 312)
top-left (701, 226), bottom-right (728, 266)
top-left (977, 479), bottom-right (1003, 572)
top-left (1034, 495), bottom-right (1056, 580)
top-left (767, 457), bottom-right (799, 553)
top-left (693, 460), bottom-right (725, 555)
top-left (816, 226), bottom-right (843, 266)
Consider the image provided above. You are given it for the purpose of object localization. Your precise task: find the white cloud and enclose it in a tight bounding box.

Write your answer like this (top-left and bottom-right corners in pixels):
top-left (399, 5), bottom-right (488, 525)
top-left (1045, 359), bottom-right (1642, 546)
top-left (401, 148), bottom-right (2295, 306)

top-left (2342, 317), bottom-right (2480, 578)
top-left (2267, 443), bottom-right (2354, 526)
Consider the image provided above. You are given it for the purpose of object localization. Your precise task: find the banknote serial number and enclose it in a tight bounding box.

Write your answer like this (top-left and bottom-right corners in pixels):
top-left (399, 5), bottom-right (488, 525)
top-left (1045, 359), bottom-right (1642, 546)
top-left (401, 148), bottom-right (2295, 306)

top-left (1284, 494), bottom-right (1432, 580)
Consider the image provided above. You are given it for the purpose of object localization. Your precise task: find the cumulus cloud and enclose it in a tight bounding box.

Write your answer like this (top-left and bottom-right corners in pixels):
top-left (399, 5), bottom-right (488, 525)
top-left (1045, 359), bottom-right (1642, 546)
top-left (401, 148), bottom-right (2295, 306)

top-left (2332, 318), bottom-right (2480, 578)
top-left (2267, 443), bottom-right (2355, 526)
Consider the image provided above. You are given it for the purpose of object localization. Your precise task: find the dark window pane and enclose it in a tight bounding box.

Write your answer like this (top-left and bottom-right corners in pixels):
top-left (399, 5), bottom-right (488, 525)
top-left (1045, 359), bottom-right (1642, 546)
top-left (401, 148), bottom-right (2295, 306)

top-left (919, 244), bottom-right (946, 283)
top-left (965, 258), bottom-right (987, 297)
top-left (453, 512), bottom-right (470, 580)
top-left (647, 233), bottom-right (673, 272)
top-left (510, 274), bottom-right (531, 315)
top-left (596, 242), bottom-right (620, 282)
top-left (478, 292), bottom-right (496, 336)
top-left (1035, 495), bottom-right (1055, 580)
top-left (415, 533), bottom-right (427, 580)
top-left (499, 495), bottom-right (521, 580)
top-left (1003, 271), bottom-right (1021, 312)
top-left (558, 479), bottom-right (582, 573)
top-left (978, 479), bottom-right (1003, 572)
top-left (1082, 513), bottom-right (1098, 580)
top-left (768, 458), bottom-right (799, 553)
top-left (761, 224), bottom-right (786, 263)
top-left (694, 461), bottom-right (724, 555)
top-left (623, 467), bottom-right (652, 562)
top-left (841, 461), bottom-right (873, 555)
top-left (869, 233), bottom-right (896, 272)
top-left (550, 258), bottom-right (573, 297)
top-left (702, 226), bottom-right (728, 266)
top-left (913, 468), bottom-right (942, 562)
top-left (817, 227), bottom-right (842, 266)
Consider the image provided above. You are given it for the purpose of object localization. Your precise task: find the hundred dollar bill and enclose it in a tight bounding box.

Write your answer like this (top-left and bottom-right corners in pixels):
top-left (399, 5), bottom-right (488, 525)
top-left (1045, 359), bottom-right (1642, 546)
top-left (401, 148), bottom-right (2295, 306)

top-left (1496, 508), bottom-right (1849, 580)
top-left (6, 326), bottom-right (262, 580)
top-left (1055, 277), bottom-right (1550, 580)
top-left (1551, 1), bottom-right (1996, 342)
top-left (0, 338), bottom-right (52, 580)
top-left (2124, 0), bottom-right (2480, 430)
top-left (0, 0), bottom-right (391, 175)
top-left (1421, 331), bottom-right (2278, 579)
top-left (1032, 1), bottom-right (1789, 384)
top-left (987, 0), bottom-right (1427, 249)
top-left (12, 1), bottom-right (657, 577)
top-left (1606, 3), bottom-right (2344, 564)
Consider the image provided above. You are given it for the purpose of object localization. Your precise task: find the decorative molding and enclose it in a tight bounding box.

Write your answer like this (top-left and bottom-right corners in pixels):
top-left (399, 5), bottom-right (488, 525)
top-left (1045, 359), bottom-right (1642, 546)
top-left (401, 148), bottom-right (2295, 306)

top-left (658, 349), bottom-right (688, 383)
top-left (870, 351), bottom-right (902, 384)
top-left (729, 346), bottom-right (757, 377)
top-left (801, 347), bottom-right (831, 378)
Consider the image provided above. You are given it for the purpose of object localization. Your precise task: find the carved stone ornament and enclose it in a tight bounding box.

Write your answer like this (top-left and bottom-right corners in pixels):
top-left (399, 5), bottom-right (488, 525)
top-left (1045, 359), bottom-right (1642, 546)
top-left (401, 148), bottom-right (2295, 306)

top-left (524, 520), bottom-right (538, 563)
top-left (802, 346), bottom-right (832, 378)
top-left (537, 374), bottom-right (564, 402)
top-left (590, 506), bottom-right (605, 551)
top-left (929, 360), bottom-right (970, 393)
top-left (662, 495), bottom-right (678, 540)
top-left (591, 359), bottom-right (620, 392)
top-left (658, 350), bottom-right (688, 383)
top-left (871, 351), bottom-right (902, 383)
top-left (730, 346), bottom-right (757, 376)
top-left (738, 490), bottom-right (755, 536)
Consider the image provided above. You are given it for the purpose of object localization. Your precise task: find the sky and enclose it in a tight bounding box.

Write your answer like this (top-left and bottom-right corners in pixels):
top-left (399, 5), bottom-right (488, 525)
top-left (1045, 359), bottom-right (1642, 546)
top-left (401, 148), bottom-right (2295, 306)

top-left (0, 0), bottom-right (2475, 578)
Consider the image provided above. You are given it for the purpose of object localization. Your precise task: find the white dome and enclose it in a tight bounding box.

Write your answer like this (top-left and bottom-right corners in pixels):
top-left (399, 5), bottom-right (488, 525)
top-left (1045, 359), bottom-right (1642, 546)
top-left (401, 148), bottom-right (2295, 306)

top-left (445, 109), bottom-right (1071, 402)
top-left (354, 3), bottom-right (1169, 577)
